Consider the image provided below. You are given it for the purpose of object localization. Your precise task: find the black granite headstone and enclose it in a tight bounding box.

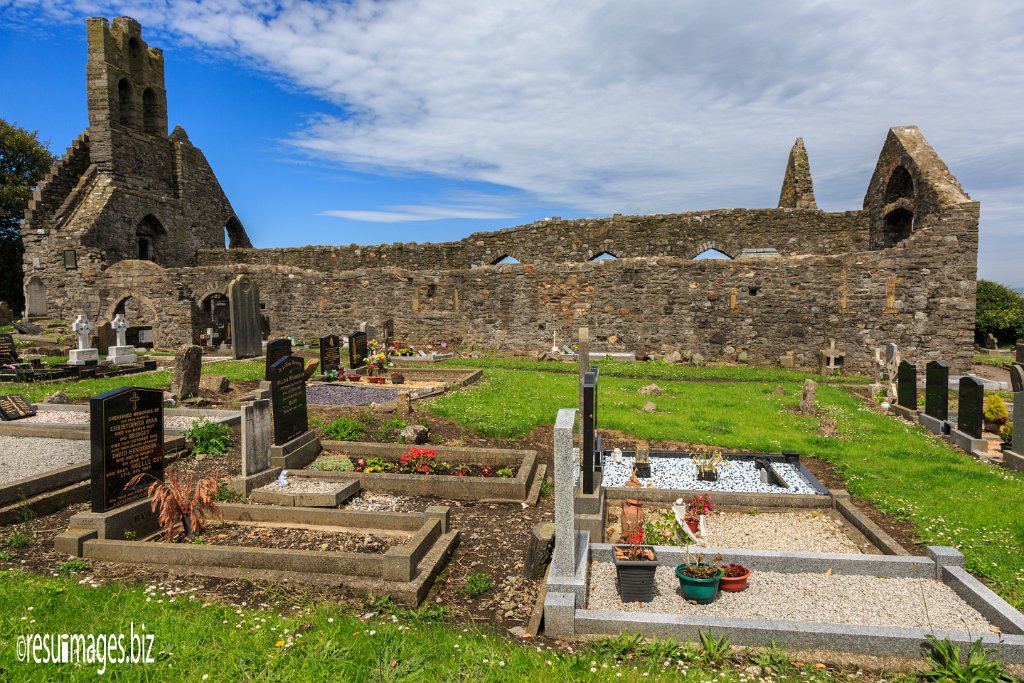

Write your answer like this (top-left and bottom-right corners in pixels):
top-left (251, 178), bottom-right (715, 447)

top-left (582, 370), bottom-right (597, 494)
top-left (957, 376), bottom-right (984, 439)
top-left (319, 334), bottom-right (341, 374)
top-left (1010, 364), bottom-right (1024, 394)
top-left (90, 386), bottom-right (164, 513)
top-left (0, 394), bottom-right (36, 420)
top-left (269, 354), bottom-right (308, 445)
top-left (0, 333), bottom-right (17, 363)
top-left (383, 319), bottom-right (394, 344)
top-left (12, 321), bottom-right (43, 335)
top-left (925, 360), bottom-right (950, 421)
top-left (265, 338), bottom-right (292, 380)
top-left (1017, 343), bottom-right (1024, 365)
top-left (896, 360), bottom-right (917, 410)
top-left (348, 331), bottom-right (368, 370)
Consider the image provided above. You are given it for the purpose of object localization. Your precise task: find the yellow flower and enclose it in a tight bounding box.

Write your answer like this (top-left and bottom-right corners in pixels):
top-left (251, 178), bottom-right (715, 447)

top-left (275, 640), bottom-right (285, 647)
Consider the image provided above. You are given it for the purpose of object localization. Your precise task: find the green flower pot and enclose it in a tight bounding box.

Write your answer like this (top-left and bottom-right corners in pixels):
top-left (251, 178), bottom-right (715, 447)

top-left (675, 564), bottom-right (722, 604)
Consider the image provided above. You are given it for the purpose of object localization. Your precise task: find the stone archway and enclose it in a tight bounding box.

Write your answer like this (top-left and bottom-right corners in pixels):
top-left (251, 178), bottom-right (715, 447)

top-left (192, 291), bottom-right (231, 346)
top-left (105, 293), bottom-right (160, 347)
top-left (24, 276), bottom-right (46, 318)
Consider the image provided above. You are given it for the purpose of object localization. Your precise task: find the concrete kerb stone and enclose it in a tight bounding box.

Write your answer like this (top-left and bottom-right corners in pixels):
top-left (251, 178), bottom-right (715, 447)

top-left (248, 478), bottom-right (358, 507)
top-left (228, 467), bottom-right (282, 498)
top-left (545, 592), bottom-right (576, 637)
top-left (949, 428), bottom-right (988, 458)
top-left (1004, 450), bottom-right (1024, 472)
top-left (942, 565), bottom-right (1024, 635)
top-left (925, 545), bottom-right (966, 579)
top-left (383, 518), bottom-right (441, 582)
top-left (2, 480), bottom-right (91, 528)
top-left (552, 408), bottom-right (577, 578)
top-left (831, 489), bottom-right (910, 556)
top-left (919, 413), bottom-right (950, 436)
top-left (602, 486), bottom-right (831, 508)
top-left (888, 404), bottom-right (919, 423)
top-left (269, 430), bottom-right (322, 470)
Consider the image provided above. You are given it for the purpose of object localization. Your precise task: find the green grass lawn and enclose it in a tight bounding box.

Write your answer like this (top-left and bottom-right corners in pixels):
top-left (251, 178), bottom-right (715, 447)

top-left (1, 359), bottom-right (264, 403)
top-left (428, 369), bottom-right (1024, 610)
top-left (0, 571), bottom-right (854, 682)
top-left (974, 353), bottom-right (1016, 369)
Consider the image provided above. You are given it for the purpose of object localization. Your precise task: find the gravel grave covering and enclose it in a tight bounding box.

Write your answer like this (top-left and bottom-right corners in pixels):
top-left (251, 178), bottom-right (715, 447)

top-left (343, 491), bottom-right (426, 513)
top-left (187, 522), bottom-right (405, 553)
top-left (596, 455), bottom-right (822, 494)
top-left (0, 436), bottom-right (90, 484)
top-left (15, 410), bottom-right (201, 430)
top-left (587, 563), bottom-right (993, 632)
top-left (306, 384), bottom-right (399, 406)
top-left (255, 479), bottom-right (349, 495)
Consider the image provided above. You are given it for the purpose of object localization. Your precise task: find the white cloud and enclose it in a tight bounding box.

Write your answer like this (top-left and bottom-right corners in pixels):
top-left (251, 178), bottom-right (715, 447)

top-left (321, 203), bottom-right (516, 223)
top-left (6, 0), bottom-right (1024, 281)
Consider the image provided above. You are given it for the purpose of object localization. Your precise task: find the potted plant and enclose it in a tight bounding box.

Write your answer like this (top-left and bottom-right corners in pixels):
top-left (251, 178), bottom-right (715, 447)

top-left (1000, 423), bottom-right (1012, 452)
top-left (367, 376), bottom-right (386, 384)
top-left (324, 369), bottom-right (338, 383)
top-left (684, 493), bottom-right (713, 533)
top-left (984, 395), bottom-right (1009, 434)
top-left (693, 447), bottom-right (727, 482)
top-left (674, 551), bottom-right (722, 604)
top-left (346, 373), bottom-right (362, 382)
top-left (719, 563), bottom-right (750, 592)
top-left (390, 372), bottom-right (406, 384)
top-left (125, 471), bottom-right (222, 542)
top-left (613, 528), bottom-right (658, 603)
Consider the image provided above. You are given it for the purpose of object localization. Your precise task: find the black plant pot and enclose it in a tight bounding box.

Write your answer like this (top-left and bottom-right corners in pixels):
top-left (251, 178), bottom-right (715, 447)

top-left (697, 468), bottom-right (718, 482)
top-left (613, 545), bottom-right (658, 603)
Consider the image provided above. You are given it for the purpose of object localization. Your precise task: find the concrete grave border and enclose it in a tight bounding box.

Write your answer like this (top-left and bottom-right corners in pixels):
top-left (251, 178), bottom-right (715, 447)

top-left (291, 440), bottom-right (546, 504)
top-left (55, 501), bottom-right (459, 606)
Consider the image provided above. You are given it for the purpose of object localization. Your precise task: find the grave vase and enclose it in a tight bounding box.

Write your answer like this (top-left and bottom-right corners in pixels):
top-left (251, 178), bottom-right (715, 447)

top-left (674, 565), bottom-right (722, 604)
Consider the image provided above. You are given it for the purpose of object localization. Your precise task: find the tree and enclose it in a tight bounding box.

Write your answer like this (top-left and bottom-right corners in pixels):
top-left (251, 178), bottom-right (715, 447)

top-left (0, 118), bottom-right (54, 315)
top-left (976, 279), bottom-right (1024, 345)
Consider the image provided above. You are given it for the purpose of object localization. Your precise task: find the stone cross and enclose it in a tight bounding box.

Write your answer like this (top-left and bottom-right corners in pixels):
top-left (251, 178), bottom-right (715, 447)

top-left (550, 331), bottom-right (559, 354)
top-left (883, 343), bottom-right (900, 400)
top-left (821, 339), bottom-right (844, 373)
top-left (112, 313), bottom-right (129, 348)
top-left (72, 314), bottom-right (94, 350)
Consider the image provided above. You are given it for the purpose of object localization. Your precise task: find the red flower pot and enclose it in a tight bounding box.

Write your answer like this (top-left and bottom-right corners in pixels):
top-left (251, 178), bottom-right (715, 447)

top-left (719, 564), bottom-right (750, 592)
top-left (686, 519), bottom-right (699, 534)
top-left (346, 374), bottom-right (362, 382)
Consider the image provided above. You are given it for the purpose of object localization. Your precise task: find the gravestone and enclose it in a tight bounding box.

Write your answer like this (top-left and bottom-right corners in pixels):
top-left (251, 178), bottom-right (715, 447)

top-left (896, 360), bottom-right (917, 410)
top-left (348, 331), bottom-right (368, 370)
top-left (0, 394), bottom-right (36, 421)
top-left (883, 343), bottom-right (899, 401)
top-left (107, 313), bottom-right (137, 365)
top-left (383, 319), bottom-right (394, 345)
top-left (171, 345), bottom-right (202, 400)
top-left (69, 314), bottom-right (99, 365)
top-left (0, 333), bottom-right (18, 363)
top-left (125, 326), bottom-right (154, 349)
top-left (552, 408), bottom-right (578, 578)
top-left (1011, 364), bottom-right (1024, 394)
top-left (319, 334), bottom-right (341, 374)
top-left (265, 338), bottom-right (292, 380)
top-left (268, 354), bottom-right (308, 445)
top-left (0, 301), bottom-right (12, 325)
top-left (581, 368), bottom-right (600, 494)
top-left (90, 387), bottom-right (164, 513)
top-left (12, 321), bottom-right (43, 335)
top-left (799, 379), bottom-right (817, 415)
top-left (925, 360), bottom-right (950, 421)
top-left (1017, 343), bottom-right (1024, 365)
top-left (241, 399), bottom-right (272, 477)
top-left (228, 275), bottom-right (262, 359)
top-left (577, 327), bottom-right (590, 414)
top-left (957, 377), bottom-right (984, 440)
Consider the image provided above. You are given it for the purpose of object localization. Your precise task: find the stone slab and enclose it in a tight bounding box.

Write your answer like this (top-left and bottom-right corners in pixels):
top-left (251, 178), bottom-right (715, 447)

top-left (1003, 450), bottom-right (1024, 472)
top-left (919, 413), bottom-right (951, 435)
top-left (68, 348), bottom-right (99, 365)
top-left (949, 428), bottom-right (988, 457)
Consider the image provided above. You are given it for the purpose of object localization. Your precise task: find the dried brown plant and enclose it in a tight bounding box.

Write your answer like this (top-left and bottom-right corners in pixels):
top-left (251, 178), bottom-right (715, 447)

top-left (126, 472), bottom-right (223, 542)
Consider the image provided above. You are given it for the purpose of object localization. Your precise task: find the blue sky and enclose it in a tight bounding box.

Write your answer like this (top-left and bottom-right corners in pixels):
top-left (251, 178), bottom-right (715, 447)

top-left (1, 1), bottom-right (1021, 286)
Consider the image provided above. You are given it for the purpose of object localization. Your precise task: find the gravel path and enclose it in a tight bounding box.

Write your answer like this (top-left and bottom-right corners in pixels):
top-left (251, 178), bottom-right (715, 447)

top-left (587, 563), bottom-right (993, 632)
top-left (306, 385), bottom-right (399, 406)
top-left (0, 436), bottom-right (90, 484)
top-left (15, 410), bottom-right (201, 430)
top-left (596, 455), bottom-right (822, 494)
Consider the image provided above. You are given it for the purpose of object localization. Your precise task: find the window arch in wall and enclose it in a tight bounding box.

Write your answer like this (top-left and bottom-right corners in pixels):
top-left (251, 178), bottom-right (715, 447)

top-left (117, 78), bottom-right (133, 126)
top-left (693, 248), bottom-right (733, 260)
top-left (142, 88), bottom-right (161, 134)
top-left (492, 255), bottom-right (520, 265)
top-left (590, 251), bottom-right (618, 261)
top-left (878, 166), bottom-right (917, 248)
top-left (135, 215), bottom-right (166, 263)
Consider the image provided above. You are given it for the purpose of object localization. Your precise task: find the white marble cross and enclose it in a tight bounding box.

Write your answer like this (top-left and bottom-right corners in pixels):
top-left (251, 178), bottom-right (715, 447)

top-left (112, 313), bottom-right (129, 347)
top-left (550, 331), bottom-right (559, 353)
top-left (72, 314), bottom-right (94, 350)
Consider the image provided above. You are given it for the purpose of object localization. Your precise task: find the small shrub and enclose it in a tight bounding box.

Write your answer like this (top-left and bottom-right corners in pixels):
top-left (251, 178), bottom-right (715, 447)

top-left (354, 457), bottom-right (394, 473)
top-left (320, 417), bottom-right (366, 441)
top-left (123, 531), bottom-right (137, 541)
top-left (539, 477), bottom-right (554, 497)
top-left (495, 467), bottom-right (514, 478)
top-left (191, 536), bottom-right (206, 545)
top-left (922, 635), bottom-right (1015, 683)
top-left (184, 419), bottom-right (232, 456)
top-left (6, 529), bottom-right (34, 548)
top-left (748, 640), bottom-right (791, 671)
top-left (0, 550), bottom-right (13, 561)
top-left (215, 481), bottom-right (242, 502)
top-left (58, 558), bottom-right (87, 575)
top-left (698, 629), bottom-right (732, 665)
top-left (480, 465), bottom-right (494, 477)
top-left (398, 447), bottom-right (439, 474)
top-left (463, 571), bottom-right (493, 597)
top-left (1001, 422), bottom-right (1012, 445)
top-left (453, 464), bottom-right (470, 477)
top-left (309, 454), bottom-right (355, 472)
top-left (376, 416), bottom-right (407, 442)
top-left (984, 395), bottom-right (1009, 426)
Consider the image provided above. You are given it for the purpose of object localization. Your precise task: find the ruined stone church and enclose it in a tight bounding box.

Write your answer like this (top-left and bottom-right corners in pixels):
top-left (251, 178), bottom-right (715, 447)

top-left (21, 17), bottom-right (979, 373)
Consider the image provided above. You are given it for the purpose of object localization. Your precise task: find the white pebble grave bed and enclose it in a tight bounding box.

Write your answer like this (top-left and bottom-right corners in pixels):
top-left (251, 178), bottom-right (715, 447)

top-left (0, 436), bottom-right (91, 485)
top-left (587, 562), bottom-right (993, 633)
top-left (596, 455), bottom-right (822, 495)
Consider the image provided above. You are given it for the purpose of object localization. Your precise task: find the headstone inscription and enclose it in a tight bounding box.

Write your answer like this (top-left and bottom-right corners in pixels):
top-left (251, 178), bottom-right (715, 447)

top-left (268, 355), bottom-right (308, 445)
top-left (319, 334), bottom-right (341, 374)
top-left (264, 338), bottom-right (292, 380)
top-left (348, 331), bottom-right (368, 370)
top-left (90, 387), bottom-right (164, 513)
top-left (0, 394), bottom-right (36, 420)
top-left (925, 360), bottom-right (950, 421)
top-left (957, 377), bottom-right (984, 440)
top-left (228, 275), bottom-right (262, 359)
top-left (0, 333), bottom-right (17, 363)
top-left (896, 360), bottom-right (917, 410)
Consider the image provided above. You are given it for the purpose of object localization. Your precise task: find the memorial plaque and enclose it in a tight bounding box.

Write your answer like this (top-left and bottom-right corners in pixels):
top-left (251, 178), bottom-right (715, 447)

top-left (319, 334), bottom-right (341, 374)
top-left (265, 338), bottom-right (292, 380)
top-left (0, 394), bottom-right (36, 421)
top-left (0, 333), bottom-right (17, 363)
top-left (348, 331), bottom-right (368, 370)
top-left (269, 355), bottom-right (308, 445)
top-left (957, 376), bottom-right (984, 440)
top-left (228, 275), bottom-right (262, 359)
top-left (90, 387), bottom-right (164, 513)
top-left (925, 360), bottom-right (950, 421)
top-left (896, 360), bottom-right (917, 410)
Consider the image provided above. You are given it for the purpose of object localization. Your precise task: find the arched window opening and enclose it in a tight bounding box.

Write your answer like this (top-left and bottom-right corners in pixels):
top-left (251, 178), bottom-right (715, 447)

top-left (590, 251), bottom-right (618, 261)
top-left (137, 237), bottom-right (151, 260)
top-left (881, 208), bottom-right (915, 247)
top-left (492, 255), bottom-right (520, 265)
top-left (693, 248), bottom-right (733, 260)
top-left (224, 216), bottom-right (252, 248)
top-left (135, 214), bottom-right (166, 263)
top-left (884, 166), bottom-right (914, 203)
top-left (118, 78), bottom-right (133, 126)
top-left (142, 88), bottom-right (160, 134)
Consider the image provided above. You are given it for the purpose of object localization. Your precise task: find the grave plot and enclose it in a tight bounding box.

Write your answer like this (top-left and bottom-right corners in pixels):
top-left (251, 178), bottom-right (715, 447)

top-left (0, 404), bottom-right (238, 436)
top-left (288, 442), bottom-right (546, 504)
top-left (546, 408), bottom-right (1024, 663)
